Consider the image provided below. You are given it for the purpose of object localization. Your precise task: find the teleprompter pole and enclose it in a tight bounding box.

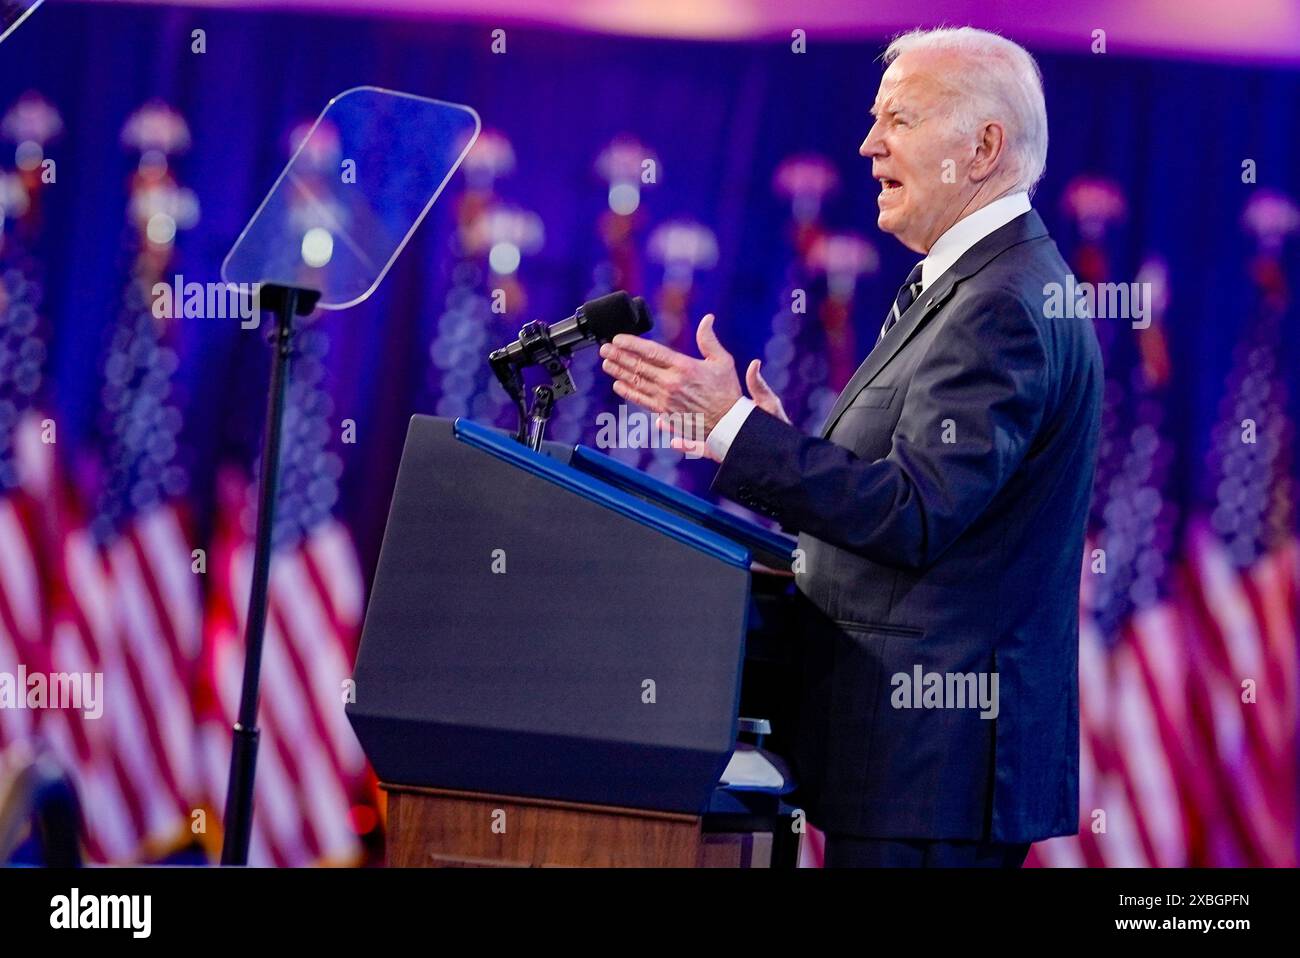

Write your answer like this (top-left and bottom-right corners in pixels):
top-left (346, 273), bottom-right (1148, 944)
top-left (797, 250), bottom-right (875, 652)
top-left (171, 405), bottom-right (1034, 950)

top-left (220, 283), bottom-right (320, 866)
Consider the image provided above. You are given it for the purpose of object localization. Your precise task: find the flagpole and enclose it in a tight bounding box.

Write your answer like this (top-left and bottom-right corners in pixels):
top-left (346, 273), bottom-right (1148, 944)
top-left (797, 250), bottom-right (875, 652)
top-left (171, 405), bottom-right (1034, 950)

top-left (220, 283), bottom-right (319, 866)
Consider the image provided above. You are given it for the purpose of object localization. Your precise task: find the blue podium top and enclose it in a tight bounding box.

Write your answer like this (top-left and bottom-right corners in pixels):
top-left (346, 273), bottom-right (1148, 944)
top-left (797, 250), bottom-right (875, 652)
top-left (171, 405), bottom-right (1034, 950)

top-left (453, 418), bottom-right (753, 570)
top-left (569, 444), bottom-right (796, 569)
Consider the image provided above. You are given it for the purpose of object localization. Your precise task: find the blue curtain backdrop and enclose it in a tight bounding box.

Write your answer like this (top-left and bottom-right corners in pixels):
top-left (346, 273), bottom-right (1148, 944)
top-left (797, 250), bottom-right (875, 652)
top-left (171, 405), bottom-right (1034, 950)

top-left (1, 1), bottom-right (1298, 576)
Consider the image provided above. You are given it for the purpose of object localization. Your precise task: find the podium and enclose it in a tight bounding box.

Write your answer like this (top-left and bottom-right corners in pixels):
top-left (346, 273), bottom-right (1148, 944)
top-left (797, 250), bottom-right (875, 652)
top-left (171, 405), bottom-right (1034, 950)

top-left (347, 415), bottom-right (800, 867)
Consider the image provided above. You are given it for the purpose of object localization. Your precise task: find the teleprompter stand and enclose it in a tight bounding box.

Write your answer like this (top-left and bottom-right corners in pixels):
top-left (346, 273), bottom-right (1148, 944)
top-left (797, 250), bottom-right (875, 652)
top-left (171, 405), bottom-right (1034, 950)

top-left (216, 88), bottom-right (482, 864)
top-left (219, 284), bottom-right (320, 866)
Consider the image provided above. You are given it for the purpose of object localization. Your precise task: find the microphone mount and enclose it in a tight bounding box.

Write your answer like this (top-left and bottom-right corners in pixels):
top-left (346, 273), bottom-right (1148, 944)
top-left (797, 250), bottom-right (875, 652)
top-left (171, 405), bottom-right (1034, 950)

top-left (489, 320), bottom-right (576, 451)
top-left (516, 320), bottom-right (578, 399)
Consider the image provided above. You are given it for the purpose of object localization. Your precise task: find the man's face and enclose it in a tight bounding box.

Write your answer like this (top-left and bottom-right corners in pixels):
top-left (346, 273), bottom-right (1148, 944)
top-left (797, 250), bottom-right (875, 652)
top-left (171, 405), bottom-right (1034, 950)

top-left (860, 52), bottom-right (974, 254)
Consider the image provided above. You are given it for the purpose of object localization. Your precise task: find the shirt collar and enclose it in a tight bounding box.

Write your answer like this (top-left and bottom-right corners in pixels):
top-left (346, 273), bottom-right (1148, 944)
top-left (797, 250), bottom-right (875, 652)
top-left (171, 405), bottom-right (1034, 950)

top-left (920, 191), bottom-right (1032, 292)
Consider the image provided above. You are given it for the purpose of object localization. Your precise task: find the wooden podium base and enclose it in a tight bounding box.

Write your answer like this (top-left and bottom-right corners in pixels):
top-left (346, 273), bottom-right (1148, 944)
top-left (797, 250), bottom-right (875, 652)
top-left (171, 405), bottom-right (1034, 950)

top-left (382, 783), bottom-right (773, 868)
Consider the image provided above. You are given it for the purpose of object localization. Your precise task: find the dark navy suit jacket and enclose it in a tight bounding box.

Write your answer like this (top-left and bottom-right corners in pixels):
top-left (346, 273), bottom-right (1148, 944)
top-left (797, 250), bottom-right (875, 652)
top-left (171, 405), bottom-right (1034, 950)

top-left (712, 210), bottom-right (1103, 842)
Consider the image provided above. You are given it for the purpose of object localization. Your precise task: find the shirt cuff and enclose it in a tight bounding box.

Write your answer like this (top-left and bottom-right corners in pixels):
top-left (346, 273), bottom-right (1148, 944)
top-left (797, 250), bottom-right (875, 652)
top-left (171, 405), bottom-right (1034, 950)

top-left (705, 397), bottom-right (756, 461)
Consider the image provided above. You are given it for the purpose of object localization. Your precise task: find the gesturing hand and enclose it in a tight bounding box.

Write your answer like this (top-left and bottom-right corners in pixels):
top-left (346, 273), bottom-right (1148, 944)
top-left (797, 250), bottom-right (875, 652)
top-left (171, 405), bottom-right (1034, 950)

top-left (744, 357), bottom-right (790, 425)
top-left (598, 313), bottom-right (790, 462)
top-left (599, 314), bottom-right (742, 434)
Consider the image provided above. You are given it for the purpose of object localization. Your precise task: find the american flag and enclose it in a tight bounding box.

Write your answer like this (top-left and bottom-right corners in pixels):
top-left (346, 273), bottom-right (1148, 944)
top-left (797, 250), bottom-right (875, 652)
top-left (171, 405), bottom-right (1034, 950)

top-left (1176, 193), bottom-right (1298, 865)
top-left (197, 323), bottom-right (372, 867)
top-left (1030, 185), bottom-right (1298, 868)
top-left (0, 95), bottom-right (131, 863)
top-left (43, 457), bottom-right (199, 861)
top-left (0, 152), bottom-right (49, 755)
top-left (1029, 178), bottom-right (1190, 866)
top-left (0, 408), bottom-right (137, 862)
top-left (66, 102), bottom-right (207, 859)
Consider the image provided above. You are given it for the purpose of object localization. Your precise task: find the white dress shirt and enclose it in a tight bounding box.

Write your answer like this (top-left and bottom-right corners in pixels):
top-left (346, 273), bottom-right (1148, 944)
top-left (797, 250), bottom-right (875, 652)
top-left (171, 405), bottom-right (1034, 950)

top-left (704, 191), bottom-right (1032, 461)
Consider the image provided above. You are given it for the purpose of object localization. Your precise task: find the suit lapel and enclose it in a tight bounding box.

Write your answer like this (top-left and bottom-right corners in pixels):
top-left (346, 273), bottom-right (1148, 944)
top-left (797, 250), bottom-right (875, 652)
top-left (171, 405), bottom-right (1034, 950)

top-left (819, 210), bottom-right (1049, 438)
top-left (819, 278), bottom-right (956, 437)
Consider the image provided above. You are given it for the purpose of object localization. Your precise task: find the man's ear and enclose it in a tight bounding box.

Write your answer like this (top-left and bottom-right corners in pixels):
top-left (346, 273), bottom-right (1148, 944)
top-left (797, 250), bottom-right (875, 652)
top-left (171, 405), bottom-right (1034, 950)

top-left (969, 120), bottom-right (1007, 182)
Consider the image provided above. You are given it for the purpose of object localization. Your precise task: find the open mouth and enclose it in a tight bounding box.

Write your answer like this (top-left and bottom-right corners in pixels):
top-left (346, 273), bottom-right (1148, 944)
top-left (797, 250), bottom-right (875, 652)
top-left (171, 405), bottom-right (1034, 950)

top-left (878, 177), bottom-right (904, 192)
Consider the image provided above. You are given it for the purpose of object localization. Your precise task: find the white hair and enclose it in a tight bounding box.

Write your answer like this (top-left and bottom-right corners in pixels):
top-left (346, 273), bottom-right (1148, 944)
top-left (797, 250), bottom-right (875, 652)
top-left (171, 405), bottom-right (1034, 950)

top-left (883, 27), bottom-right (1048, 194)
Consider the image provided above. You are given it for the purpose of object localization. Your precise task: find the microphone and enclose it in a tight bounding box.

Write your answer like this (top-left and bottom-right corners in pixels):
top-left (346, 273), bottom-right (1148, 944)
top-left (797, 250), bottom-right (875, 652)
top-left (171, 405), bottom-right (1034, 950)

top-left (488, 290), bottom-right (652, 369)
top-left (488, 290), bottom-right (652, 447)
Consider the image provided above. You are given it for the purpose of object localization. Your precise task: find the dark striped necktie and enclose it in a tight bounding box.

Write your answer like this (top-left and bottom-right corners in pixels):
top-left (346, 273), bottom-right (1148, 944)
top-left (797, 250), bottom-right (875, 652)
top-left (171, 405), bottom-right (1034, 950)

top-left (878, 261), bottom-right (925, 342)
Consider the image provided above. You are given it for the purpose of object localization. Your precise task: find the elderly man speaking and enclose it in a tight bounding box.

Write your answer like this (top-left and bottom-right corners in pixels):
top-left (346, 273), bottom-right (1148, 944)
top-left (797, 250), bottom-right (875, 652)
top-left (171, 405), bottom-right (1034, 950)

top-left (600, 27), bottom-right (1103, 868)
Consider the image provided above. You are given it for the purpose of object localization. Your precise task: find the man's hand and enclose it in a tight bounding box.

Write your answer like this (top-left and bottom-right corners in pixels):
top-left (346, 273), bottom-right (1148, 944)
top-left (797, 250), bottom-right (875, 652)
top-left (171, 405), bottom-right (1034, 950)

top-left (599, 313), bottom-right (791, 463)
top-left (599, 313), bottom-right (741, 431)
top-left (744, 357), bottom-right (790, 426)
